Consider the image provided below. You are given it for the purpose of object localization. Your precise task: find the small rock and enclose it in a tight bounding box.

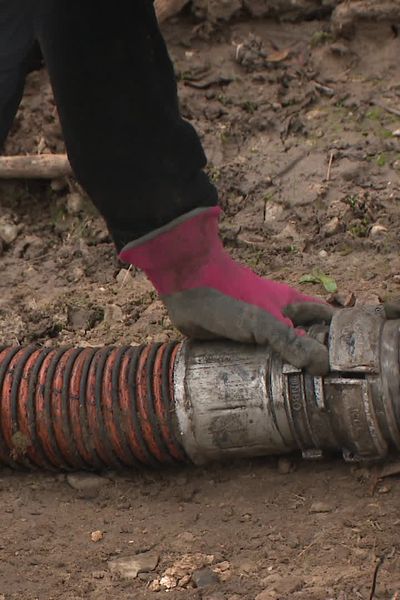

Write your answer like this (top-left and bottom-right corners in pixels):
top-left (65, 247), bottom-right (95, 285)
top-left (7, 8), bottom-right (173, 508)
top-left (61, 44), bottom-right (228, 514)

top-left (213, 561), bottom-right (230, 573)
top-left (171, 530), bottom-right (196, 551)
top-left (96, 227), bottom-right (110, 243)
top-left (160, 574), bottom-right (177, 589)
top-left (178, 574), bottom-right (192, 588)
top-left (69, 265), bottom-right (85, 283)
top-left (323, 216), bottom-right (341, 237)
top-left (392, 129), bottom-right (400, 137)
top-left (91, 530), bottom-right (104, 542)
top-left (369, 224), bottom-right (388, 239)
top-left (178, 531), bottom-right (196, 544)
top-left (327, 292), bottom-right (356, 308)
top-left (310, 501), bottom-right (333, 514)
top-left (264, 202), bottom-right (284, 223)
top-left (318, 249), bottom-right (328, 258)
top-left (203, 0), bottom-right (241, 21)
top-left (130, 272), bottom-right (154, 295)
top-left (393, 274), bottom-right (400, 284)
top-left (148, 579), bottom-right (162, 592)
top-left (378, 485), bottom-right (391, 494)
top-left (13, 235), bottom-right (44, 259)
top-left (213, 561), bottom-right (231, 583)
top-left (364, 271), bottom-right (376, 281)
top-left (116, 268), bottom-right (134, 286)
top-left (255, 592), bottom-right (277, 600)
top-left (103, 304), bottom-right (124, 324)
top-left (50, 178), bottom-right (68, 192)
top-left (275, 222), bottom-right (300, 241)
top-left (240, 512), bottom-right (252, 522)
top-left (92, 570), bottom-right (106, 579)
top-left (67, 472), bottom-right (110, 493)
top-left (108, 552), bottom-right (159, 579)
top-left (192, 567), bottom-right (219, 588)
top-left (278, 457), bottom-right (294, 474)
top-left (116, 497), bottom-right (131, 510)
top-left (306, 108), bottom-right (325, 121)
top-left (161, 552), bottom-right (214, 585)
top-left (344, 291), bottom-right (357, 307)
top-left (67, 306), bottom-right (102, 331)
top-left (237, 559), bottom-right (256, 575)
top-left (260, 575), bottom-right (304, 596)
top-left (66, 193), bottom-right (84, 215)
top-left (0, 222), bottom-right (20, 245)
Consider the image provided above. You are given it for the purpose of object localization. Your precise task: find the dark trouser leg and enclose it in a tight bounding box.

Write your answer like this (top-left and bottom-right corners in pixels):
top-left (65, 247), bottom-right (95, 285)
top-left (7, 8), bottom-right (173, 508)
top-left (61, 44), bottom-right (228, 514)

top-left (0, 0), bottom-right (36, 152)
top-left (36, 0), bottom-right (218, 251)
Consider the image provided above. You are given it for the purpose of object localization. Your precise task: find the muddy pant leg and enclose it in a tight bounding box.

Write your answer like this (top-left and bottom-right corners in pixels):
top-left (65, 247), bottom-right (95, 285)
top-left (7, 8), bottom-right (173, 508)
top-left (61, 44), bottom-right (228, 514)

top-left (0, 0), bottom-right (36, 152)
top-left (36, 0), bottom-right (218, 251)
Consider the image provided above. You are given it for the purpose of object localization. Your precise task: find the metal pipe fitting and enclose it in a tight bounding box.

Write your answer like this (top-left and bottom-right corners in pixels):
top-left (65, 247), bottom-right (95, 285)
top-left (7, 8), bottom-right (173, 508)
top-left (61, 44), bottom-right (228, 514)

top-left (176, 306), bottom-right (400, 465)
top-left (0, 306), bottom-right (399, 470)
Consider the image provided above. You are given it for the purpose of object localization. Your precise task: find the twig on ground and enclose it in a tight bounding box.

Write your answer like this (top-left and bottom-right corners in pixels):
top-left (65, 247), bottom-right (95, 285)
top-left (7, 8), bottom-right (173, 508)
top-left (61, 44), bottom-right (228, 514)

top-left (313, 81), bottom-right (335, 97)
top-left (235, 43), bottom-right (244, 62)
top-left (369, 555), bottom-right (385, 600)
top-left (297, 533), bottom-right (322, 558)
top-left (120, 264), bottom-right (133, 287)
top-left (326, 151), bottom-right (334, 181)
top-left (373, 100), bottom-right (400, 118)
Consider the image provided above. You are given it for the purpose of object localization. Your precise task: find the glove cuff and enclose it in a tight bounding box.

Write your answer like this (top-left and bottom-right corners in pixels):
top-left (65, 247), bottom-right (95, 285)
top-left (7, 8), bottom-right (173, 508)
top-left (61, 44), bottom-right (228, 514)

top-left (118, 206), bottom-right (222, 294)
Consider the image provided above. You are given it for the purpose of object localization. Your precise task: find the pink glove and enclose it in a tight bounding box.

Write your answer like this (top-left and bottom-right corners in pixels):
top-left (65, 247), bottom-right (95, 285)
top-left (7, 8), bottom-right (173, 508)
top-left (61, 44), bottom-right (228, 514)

top-left (120, 207), bottom-right (329, 374)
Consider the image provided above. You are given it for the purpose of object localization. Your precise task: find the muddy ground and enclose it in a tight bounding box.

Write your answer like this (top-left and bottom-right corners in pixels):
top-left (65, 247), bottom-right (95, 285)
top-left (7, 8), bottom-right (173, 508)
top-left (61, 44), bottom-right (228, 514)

top-left (1, 10), bottom-right (400, 600)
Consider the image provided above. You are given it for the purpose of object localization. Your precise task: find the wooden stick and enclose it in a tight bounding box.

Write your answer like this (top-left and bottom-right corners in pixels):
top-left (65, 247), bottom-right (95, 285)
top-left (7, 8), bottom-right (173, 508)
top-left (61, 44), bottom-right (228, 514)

top-left (154, 0), bottom-right (189, 23)
top-left (369, 555), bottom-right (385, 600)
top-left (373, 100), bottom-right (400, 119)
top-left (326, 151), bottom-right (334, 181)
top-left (0, 154), bottom-right (72, 179)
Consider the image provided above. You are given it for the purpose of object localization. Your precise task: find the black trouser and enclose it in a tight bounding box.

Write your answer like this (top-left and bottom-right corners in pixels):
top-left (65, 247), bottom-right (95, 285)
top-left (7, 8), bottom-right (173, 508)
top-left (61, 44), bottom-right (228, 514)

top-left (0, 0), bottom-right (36, 151)
top-left (2, 1), bottom-right (218, 250)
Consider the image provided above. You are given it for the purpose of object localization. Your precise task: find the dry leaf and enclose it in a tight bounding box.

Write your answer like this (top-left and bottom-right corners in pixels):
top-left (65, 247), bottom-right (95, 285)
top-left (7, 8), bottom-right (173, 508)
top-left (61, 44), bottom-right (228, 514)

top-left (267, 48), bottom-right (290, 63)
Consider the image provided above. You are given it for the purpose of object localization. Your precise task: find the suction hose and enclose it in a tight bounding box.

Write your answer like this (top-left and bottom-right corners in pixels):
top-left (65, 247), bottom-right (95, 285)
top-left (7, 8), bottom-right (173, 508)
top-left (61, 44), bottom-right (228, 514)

top-left (0, 306), bottom-right (399, 470)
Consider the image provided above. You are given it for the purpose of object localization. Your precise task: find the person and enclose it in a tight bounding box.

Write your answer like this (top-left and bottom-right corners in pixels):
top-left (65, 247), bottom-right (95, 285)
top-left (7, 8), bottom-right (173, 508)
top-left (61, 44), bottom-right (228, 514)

top-left (1, 1), bottom-right (331, 374)
top-left (0, 1), bottom-right (41, 152)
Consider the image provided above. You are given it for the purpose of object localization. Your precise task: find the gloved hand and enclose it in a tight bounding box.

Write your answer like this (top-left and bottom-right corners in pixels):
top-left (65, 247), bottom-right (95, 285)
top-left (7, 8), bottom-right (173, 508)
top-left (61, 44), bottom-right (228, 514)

top-left (119, 207), bottom-right (331, 375)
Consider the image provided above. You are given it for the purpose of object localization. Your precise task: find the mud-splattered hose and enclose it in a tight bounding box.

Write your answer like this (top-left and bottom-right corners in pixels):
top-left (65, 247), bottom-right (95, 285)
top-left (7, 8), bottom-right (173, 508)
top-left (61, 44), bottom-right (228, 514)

top-left (0, 343), bottom-right (187, 469)
top-left (1, 306), bottom-right (400, 470)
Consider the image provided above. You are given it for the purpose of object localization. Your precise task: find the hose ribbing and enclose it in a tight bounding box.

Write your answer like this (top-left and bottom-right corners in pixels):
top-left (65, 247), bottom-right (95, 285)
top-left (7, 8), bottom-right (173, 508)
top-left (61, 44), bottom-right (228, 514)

top-left (0, 343), bottom-right (187, 469)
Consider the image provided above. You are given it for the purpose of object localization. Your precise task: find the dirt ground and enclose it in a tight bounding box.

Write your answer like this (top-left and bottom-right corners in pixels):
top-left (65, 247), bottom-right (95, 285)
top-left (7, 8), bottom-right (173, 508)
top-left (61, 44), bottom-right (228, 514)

top-left (2, 9), bottom-right (400, 600)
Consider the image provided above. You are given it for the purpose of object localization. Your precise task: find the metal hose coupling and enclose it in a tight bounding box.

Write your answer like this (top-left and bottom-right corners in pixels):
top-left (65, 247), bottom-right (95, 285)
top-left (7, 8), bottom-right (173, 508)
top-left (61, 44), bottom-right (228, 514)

top-left (0, 306), bottom-right (399, 470)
